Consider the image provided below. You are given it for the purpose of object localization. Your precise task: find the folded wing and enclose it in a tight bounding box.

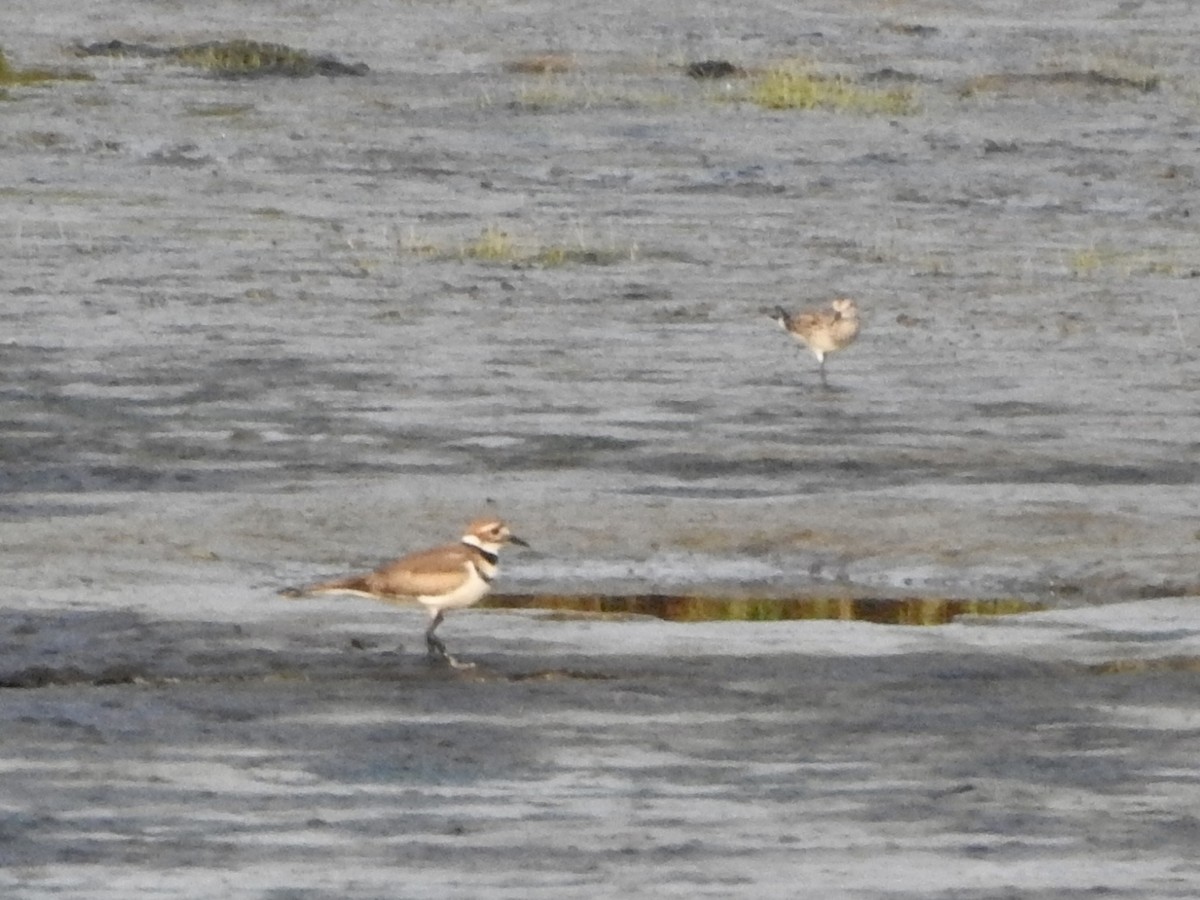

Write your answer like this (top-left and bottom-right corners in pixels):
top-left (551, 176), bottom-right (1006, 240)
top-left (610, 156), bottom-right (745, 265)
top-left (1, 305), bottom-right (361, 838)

top-left (301, 543), bottom-right (473, 602)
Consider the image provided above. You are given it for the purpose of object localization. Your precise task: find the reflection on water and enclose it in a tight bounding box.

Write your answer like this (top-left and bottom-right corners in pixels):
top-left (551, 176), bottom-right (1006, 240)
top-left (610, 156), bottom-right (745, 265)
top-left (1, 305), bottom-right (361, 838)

top-left (483, 594), bottom-right (1041, 625)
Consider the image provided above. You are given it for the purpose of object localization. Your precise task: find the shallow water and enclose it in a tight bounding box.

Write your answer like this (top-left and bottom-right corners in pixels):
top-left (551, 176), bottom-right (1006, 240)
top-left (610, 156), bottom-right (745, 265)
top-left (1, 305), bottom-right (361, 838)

top-left (484, 593), bottom-right (1041, 624)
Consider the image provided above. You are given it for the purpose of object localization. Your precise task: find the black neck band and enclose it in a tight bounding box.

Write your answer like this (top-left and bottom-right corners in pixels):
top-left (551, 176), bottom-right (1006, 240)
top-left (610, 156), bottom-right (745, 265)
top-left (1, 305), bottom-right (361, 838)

top-left (467, 543), bottom-right (499, 567)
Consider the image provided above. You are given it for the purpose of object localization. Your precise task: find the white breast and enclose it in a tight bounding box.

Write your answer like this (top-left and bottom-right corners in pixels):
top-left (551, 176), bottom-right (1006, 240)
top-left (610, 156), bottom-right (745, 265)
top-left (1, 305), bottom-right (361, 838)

top-left (416, 561), bottom-right (494, 613)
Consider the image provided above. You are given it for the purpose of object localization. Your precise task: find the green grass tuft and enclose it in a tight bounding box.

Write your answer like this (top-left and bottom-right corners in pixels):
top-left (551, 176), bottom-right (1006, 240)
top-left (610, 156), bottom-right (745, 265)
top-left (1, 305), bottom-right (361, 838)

top-left (1069, 245), bottom-right (1190, 278)
top-left (183, 102), bottom-right (256, 118)
top-left (748, 64), bottom-right (917, 114)
top-left (460, 224), bottom-right (518, 262)
top-left (72, 39), bottom-right (367, 78)
top-left (401, 224), bottom-right (637, 268)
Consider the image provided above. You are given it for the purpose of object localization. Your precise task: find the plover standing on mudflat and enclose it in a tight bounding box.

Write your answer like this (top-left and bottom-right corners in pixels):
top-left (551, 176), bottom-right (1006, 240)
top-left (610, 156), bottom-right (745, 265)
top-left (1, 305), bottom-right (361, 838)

top-left (280, 517), bottom-right (529, 669)
top-left (770, 297), bottom-right (861, 385)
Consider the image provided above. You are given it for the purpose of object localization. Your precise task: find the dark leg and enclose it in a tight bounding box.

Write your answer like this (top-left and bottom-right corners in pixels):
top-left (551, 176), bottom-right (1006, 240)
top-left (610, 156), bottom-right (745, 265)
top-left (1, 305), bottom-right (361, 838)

top-left (424, 610), bottom-right (473, 669)
top-left (425, 611), bottom-right (447, 658)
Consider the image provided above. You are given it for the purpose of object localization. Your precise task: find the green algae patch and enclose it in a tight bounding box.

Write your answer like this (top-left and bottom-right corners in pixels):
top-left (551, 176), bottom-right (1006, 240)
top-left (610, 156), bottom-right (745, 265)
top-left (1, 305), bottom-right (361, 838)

top-left (482, 594), bottom-right (1040, 625)
top-left (1086, 656), bottom-right (1200, 676)
top-left (0, 49), bottom-right (93, 89)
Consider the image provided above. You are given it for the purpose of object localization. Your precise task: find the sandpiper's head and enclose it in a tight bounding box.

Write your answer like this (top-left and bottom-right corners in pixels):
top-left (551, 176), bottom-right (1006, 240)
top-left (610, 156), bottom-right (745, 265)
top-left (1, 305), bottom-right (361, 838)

top-left (830, 297), bottom-right (858, 317)
top-left (769, 306), bottom-right (790, 327)
top-left (464, 517), bottom-right (530, 550)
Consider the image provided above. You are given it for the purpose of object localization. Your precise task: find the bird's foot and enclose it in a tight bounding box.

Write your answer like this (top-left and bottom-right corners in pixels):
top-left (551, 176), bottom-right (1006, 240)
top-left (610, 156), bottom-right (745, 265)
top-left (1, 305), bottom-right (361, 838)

top-left (426, 635), bottom-right (475, 669)
top-left (426, 647), bottom-right (475, 670)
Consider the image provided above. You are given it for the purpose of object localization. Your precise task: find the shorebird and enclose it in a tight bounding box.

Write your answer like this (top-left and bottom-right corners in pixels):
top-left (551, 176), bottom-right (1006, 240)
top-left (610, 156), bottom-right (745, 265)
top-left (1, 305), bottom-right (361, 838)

top-left (770, 297), bottom-right (861, 385)
top-left (280, 517), bottom-right (529, 668)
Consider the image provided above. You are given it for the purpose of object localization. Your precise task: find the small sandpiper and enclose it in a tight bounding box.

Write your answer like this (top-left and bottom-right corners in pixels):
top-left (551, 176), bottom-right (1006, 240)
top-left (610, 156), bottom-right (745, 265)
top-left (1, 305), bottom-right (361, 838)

top-left (770, 297), bottom-right (861, 385)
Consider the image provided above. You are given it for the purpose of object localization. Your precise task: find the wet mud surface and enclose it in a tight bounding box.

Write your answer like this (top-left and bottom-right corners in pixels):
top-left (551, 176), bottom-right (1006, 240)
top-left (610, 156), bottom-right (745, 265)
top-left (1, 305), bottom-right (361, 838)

top-left (4, 0), bottom-right (1200, 895)
top-left (2, 606), bottom-right (1200, 898)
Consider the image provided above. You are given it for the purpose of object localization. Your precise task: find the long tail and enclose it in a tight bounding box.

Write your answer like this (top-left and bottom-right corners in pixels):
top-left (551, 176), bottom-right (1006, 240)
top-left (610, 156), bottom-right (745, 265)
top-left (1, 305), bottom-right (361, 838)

top-left (277, 574), bottom-right (375, 599)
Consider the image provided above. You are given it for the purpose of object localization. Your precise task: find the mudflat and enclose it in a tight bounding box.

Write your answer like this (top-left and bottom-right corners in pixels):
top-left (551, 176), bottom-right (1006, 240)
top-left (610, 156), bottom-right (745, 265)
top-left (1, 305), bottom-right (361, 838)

top-left (3, 1), bottom-right (1200, 896)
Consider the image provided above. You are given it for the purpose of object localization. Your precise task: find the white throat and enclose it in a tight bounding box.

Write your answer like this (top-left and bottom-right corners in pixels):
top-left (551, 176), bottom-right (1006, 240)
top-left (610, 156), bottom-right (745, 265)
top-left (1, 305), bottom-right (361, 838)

top-left (461, 534), bottom-right (503, 555)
